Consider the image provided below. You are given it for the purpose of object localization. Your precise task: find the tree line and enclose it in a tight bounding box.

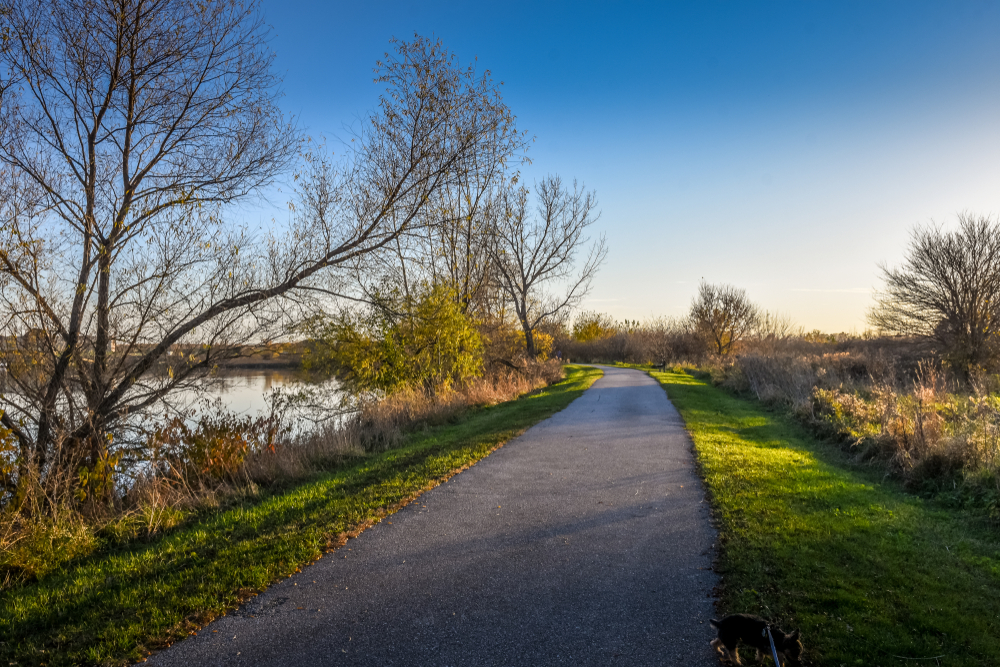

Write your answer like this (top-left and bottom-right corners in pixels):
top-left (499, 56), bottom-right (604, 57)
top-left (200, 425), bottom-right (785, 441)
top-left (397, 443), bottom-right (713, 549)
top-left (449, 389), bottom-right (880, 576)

top-left (567, 213), bottom-right (1000, 385)
top-left (563, 281), bottom-right (796, 364)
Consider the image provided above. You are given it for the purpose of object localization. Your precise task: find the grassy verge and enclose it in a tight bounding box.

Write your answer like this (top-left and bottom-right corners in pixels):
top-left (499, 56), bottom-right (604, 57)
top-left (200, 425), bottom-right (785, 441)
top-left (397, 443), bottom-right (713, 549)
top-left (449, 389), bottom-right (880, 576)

top-left (1, 365), bottom-right (602, 667)
top-left (649, 368), bottom-right (1000, 667)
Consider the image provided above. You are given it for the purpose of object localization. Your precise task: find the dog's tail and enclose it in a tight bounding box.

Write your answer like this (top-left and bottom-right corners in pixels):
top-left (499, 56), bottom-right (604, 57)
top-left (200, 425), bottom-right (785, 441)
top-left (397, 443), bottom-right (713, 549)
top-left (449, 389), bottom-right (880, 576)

top-left (709, 619), bottom-right (721, 629)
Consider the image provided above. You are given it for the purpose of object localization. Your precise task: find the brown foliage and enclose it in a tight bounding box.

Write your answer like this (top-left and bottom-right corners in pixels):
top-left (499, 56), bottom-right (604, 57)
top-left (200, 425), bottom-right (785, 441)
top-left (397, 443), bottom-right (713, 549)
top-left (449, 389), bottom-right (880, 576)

top-left (560, 316), bottom-right (706, 364)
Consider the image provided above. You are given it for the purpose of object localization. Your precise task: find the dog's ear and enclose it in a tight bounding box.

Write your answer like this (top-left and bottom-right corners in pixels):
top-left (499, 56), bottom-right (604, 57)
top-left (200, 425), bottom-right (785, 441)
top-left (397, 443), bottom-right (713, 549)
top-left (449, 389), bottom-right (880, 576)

top-left (789, 629), bottom-right (801, 641)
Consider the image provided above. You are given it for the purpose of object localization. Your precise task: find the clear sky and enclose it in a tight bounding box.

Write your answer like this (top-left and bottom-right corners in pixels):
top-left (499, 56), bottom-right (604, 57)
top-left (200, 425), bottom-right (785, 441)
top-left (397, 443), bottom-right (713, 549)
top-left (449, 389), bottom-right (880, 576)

top-left (260, 0), bottom-right (1000, 333)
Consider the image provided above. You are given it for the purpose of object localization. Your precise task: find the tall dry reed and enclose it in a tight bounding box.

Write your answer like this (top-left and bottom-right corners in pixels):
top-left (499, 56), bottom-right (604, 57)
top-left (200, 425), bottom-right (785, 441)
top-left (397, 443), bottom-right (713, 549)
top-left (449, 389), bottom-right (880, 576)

top-left (707, 344), bottom-right (1000, 510)
top-left (0, 360), bottom-right (564, 586)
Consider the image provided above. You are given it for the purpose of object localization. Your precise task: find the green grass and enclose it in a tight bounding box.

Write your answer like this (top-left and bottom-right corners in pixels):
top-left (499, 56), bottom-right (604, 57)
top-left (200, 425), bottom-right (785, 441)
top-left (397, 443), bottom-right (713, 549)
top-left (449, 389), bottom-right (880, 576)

top-left (650, 368), bottom-right (1000, 667)
top-left (0, 365), bottom-right (602, 667)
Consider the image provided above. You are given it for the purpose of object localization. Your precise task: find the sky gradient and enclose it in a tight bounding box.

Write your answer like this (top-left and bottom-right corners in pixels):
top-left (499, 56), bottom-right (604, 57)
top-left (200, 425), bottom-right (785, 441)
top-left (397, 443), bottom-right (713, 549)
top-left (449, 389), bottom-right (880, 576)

top-left (260, 0), bottom-right (1000, 333)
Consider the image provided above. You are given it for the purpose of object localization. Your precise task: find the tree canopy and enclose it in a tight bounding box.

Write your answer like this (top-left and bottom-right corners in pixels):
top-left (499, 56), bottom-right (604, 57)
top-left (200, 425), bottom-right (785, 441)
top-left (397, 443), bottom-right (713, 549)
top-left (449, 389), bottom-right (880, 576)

top-left (0, 1), bottom-right (525, 499)
top-left (869, 214), bottom-right (1000, 377)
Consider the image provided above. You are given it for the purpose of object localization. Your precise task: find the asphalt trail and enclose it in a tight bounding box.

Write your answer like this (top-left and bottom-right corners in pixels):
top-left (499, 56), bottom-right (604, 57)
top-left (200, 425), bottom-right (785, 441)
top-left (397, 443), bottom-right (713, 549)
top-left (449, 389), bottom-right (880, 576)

top-left (149, 366), bottom-right (720, 666)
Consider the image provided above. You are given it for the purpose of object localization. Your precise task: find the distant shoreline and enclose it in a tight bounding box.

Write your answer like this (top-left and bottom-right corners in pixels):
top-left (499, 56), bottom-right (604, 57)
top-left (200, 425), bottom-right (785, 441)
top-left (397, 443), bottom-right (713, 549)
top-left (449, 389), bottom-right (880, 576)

top-left (217, 356), bottom-right (302, 371)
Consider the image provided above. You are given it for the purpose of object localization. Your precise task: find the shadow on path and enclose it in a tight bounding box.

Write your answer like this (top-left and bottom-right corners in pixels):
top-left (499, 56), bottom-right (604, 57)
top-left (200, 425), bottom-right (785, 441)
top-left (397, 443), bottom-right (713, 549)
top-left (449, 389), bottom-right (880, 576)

top-left (149, 366), bottom-right (720, 666)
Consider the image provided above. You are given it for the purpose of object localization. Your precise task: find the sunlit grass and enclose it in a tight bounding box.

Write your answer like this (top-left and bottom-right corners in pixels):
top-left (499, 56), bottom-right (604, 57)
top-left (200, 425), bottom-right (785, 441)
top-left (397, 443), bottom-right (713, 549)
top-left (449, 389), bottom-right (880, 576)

top-left (651, 368), bottom-right (1000, 667)
top-left (0, 365), bottom-right (602, 667)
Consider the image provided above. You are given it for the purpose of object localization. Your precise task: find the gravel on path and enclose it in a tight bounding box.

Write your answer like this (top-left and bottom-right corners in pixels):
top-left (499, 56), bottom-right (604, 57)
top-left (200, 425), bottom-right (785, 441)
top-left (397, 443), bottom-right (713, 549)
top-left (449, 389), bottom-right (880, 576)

top-left (148, 365), bottom-right (720, 666)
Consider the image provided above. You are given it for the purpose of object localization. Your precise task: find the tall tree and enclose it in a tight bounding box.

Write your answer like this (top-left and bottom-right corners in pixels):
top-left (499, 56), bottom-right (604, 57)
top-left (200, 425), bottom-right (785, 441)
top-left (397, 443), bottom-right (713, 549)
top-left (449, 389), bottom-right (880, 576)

top-left (869, 214), bottom-right (1000, 377)
top-left (0, 7), bottom-right (520, 500)
top-left (351, 125), bottom-right (525, 319)
top-left (491, 176), bottom-right (606, 358)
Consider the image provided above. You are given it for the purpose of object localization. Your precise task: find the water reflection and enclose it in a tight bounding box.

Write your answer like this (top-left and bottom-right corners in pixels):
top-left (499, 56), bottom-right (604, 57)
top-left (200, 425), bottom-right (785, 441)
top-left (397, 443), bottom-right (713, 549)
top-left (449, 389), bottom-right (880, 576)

top-left (176, 369), bottom-right (340, 423)
top-left (200, 369), bottom-right (307, 416)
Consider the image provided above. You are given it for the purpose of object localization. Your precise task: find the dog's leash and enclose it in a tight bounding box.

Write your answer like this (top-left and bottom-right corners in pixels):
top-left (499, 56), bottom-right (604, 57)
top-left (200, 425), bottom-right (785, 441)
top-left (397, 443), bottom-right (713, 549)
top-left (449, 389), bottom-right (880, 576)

top-left (764, 625), bottom-right (781, 666)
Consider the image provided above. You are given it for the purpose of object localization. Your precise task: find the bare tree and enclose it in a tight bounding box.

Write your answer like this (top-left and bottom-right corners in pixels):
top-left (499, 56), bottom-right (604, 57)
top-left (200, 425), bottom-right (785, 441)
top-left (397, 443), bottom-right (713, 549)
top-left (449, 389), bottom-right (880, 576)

top-left (0, 0), bottom-right (297, 485)
top-left (418, 115), bottom-right (526, 316)
top-left (363, 152), bottom-right (520, 319)
top-left (0, 4), bottom-right (521, 501)
top-left (430, 172), bottom-right (508, 316)
top-left (351, 133), bottom-right (526, 320)
top-left (690, 281), bottom-right (761, 356)
top-left (869, 214), bottom-right (1000, 377)
top-left (491, 176), bottom-right (606, 358)
top-left (752, 311), bottom-right (799, 355)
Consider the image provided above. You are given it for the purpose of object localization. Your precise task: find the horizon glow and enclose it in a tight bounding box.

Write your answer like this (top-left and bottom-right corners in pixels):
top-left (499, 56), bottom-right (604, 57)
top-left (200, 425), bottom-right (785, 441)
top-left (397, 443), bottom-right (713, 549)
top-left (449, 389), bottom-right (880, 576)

top-left (258, 0), bottom-right (1000, 333)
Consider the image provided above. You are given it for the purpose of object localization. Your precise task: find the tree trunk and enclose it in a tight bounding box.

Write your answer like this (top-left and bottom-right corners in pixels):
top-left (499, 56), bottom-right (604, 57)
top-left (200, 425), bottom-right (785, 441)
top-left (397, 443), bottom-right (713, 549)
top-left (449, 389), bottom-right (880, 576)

top-left (522, 321), bottom-right (537, 358)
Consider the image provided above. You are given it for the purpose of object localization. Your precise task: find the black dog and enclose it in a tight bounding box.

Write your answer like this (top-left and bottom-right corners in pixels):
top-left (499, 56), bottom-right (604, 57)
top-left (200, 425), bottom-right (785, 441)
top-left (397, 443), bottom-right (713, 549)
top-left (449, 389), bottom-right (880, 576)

top-left (709, 614), bottom-right (802, 666)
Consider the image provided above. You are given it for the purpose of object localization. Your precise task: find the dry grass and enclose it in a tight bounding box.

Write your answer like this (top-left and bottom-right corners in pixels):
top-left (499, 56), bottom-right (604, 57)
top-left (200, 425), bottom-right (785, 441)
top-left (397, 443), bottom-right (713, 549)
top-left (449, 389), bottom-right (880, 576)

top-left (0, 360), bottom-right (564, 586)
top-left (576, 318), bottom-right (1000, 511)
top-left (561, 316), bottom-right (704, 364)
top-left (246, 360), bottom-right (563, 484)
top-left (705, 347), bottom-right (1000, 510)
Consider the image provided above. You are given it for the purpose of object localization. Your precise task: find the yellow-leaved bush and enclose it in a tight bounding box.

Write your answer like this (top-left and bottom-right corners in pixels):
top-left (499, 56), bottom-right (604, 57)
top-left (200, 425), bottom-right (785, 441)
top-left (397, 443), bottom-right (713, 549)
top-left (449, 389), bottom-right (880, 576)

top-left (304, 283), bottom-right (483, 396)
top-left (516, 329), bottom-right (554, 360)
top-left (572, 311), bottom-right (616, 342)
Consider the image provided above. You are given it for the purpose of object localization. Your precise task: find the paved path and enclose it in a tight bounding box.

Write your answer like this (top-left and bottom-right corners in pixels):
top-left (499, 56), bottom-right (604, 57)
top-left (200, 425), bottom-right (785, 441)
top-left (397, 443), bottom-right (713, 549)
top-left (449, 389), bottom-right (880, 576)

top-left (149, 366), bottom-right (720, 666)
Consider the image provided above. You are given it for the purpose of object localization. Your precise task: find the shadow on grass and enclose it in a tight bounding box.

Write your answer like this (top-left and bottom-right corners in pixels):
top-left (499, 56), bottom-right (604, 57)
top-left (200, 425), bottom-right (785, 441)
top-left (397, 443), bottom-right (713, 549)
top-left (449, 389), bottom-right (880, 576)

top-left (0, 366), bottom-right (602, 667)
top-left (650, 369), bottom-right (1000, 667)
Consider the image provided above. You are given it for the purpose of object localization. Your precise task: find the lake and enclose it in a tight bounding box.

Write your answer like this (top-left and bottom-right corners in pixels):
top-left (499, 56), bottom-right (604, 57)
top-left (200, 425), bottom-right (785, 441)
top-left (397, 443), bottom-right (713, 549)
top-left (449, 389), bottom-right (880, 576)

top-left (0, 367), bottom-right (343, 439)
top-left (202, 368), bottom-right (306, 415)
top-left (180, 368), bottom-right (343, 426)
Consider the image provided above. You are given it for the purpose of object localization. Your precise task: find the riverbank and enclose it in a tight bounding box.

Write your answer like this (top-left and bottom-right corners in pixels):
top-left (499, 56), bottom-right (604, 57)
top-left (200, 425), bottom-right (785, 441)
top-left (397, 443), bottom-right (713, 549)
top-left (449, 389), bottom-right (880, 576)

top-left (217, 357), bottom-right (301, 371)
top-left (0, 366), bottom-right (601, 667)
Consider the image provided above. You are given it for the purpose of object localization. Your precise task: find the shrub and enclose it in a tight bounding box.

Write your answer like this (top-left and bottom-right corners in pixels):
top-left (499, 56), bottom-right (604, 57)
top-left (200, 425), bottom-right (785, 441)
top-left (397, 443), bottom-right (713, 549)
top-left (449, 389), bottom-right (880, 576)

top-left (572, 311), bottom-right (616, 342)
top-left (303, 283), bottom-right (483, 395)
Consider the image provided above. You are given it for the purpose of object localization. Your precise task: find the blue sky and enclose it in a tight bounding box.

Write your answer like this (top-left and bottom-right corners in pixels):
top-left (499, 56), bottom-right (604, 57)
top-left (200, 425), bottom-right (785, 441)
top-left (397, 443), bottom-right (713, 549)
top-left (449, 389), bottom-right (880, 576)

top-left (260, 0), bottom-right (1000, 332)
